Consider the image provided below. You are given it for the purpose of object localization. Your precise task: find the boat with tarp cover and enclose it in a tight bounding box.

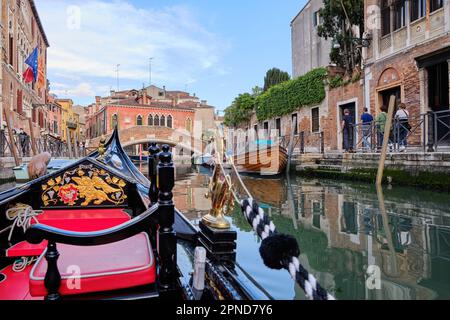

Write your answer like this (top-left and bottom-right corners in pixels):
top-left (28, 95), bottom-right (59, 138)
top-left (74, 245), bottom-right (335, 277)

top-left (0, 128), bottom-right (271, 300)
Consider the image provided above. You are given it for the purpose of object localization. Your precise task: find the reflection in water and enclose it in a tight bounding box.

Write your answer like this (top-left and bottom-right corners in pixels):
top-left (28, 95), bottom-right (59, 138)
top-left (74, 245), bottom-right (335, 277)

top-left (170, 166), bottom-right (450, 300)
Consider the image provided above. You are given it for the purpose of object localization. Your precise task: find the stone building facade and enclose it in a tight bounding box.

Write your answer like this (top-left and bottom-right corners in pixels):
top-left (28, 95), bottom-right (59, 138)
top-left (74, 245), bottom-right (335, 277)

top-left (0, 0), bottom-right (49, 138)
top-left (364, 0), bottom-right (450, 144)
top-left (56, 99), bottom-right (82, 144)
top-left (45, 94), bottom-right (62, 138)
top-left (291, 0), bottom-right (332, 78)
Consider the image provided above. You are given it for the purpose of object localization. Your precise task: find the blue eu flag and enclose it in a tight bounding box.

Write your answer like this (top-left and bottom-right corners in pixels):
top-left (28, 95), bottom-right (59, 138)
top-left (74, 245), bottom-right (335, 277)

top-left (25, 47), bottom-right (39, 81)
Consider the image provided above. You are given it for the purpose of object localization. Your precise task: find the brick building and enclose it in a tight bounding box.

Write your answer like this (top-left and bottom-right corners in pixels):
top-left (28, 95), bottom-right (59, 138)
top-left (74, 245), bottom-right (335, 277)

top-left (86, 89), bottom-right (197, 140)
top-left (0, 0), bottom-right (49, 138)
top-left (364, 0), bottom-right (450, 145)
top-left (238, 0), bottom-right (363, 153)
top-left (86, 88), bottom-right (215, 144)
top-left (247, 0), bottom-right (450, 153)
top-left (45, 94), bottom-right (62, 138)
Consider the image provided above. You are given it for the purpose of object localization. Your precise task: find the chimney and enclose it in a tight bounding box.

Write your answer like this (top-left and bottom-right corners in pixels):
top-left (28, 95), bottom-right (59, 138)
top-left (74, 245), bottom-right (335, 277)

top-left (95, 96), bottom-right (101, 105)
top-left (201, 100), bottom-right (207, 106)
top-left (171, 97), bottom-right (176, 107)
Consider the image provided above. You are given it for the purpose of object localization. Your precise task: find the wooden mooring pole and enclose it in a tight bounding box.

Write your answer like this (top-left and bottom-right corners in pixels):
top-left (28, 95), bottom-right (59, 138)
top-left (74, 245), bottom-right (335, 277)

top-left (3, 108), bottom-right (20, 166)
top-left (286, 115), bottom-right (296, 175)
top-left (376, 95), bottom-right (396, 186)
top-left (28, 117), bottom-right (37, 156)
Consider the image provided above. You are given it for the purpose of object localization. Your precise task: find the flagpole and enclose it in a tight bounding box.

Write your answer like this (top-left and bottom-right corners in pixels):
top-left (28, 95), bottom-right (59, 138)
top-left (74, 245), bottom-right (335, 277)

top-left (149, 57), bottom-right (154, 87)
top-left (116, 64), bottom-right (120, 91)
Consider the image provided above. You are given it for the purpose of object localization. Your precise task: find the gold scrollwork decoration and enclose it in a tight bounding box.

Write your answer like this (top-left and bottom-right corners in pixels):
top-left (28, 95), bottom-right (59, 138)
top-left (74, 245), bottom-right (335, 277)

top-left (41, 164), bottom-right (128, 207)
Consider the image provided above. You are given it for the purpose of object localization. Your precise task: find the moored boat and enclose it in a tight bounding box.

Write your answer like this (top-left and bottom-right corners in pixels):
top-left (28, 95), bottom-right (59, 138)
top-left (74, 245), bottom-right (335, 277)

top-left (13, 159), bottom-right (76, 183)
top-left (233, 141), bottom-right (288, 176)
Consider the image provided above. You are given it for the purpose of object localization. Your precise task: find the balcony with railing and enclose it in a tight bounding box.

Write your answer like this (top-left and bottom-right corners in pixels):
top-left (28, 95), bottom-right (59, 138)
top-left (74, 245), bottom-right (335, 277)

top-left (376, 0), bottom-right (447, 59)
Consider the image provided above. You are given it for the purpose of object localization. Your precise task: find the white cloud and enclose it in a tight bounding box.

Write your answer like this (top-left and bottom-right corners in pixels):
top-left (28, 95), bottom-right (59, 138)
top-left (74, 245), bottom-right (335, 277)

top-left (37, 0), bottom-right (229, 101)
top-left (51, 82), bottom-right (95, 97)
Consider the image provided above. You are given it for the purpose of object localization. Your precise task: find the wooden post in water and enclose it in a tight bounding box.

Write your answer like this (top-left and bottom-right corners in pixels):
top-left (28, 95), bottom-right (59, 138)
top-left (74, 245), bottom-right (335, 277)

top-left (286, 115), bottom-right (296, 174)
top-left (27, 117), bottom-right (37, 156)
top-left (376, 95), bottom-right (396, 186)
top-left (3, 108), bottom-right (20, 166)
top-left (157, 145), bottom-right (176, 292)
top-left (376, 184), bottom-right (399, 276)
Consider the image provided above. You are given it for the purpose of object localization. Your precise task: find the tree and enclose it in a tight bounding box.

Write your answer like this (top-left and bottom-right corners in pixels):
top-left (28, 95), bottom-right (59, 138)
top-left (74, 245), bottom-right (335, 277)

top-left (263, 68), bottom-right (290, 92)
top-left (223, 93), bottom-right (256, 127)
top-left (251, 86), bottom-right (263, 97)
top-left (317, 0), bottom-right (364, 74)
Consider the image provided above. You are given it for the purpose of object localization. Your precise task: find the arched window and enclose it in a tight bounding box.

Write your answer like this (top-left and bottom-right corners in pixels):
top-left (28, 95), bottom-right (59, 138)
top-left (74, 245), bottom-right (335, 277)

top-left (186, 118), bottom-right (192, 132)
top-left (148, 115), bottom-right (153, 126)
top-left (167, 115), bottom-right (173, 128)
top-left (160, 115), bottom-right (166, 127)
top-left (154, 115), bottom-right (160, 127)
top-left (136, 115), bottom-right (143, 126)
top-left (111, 114), bottom-right (118, 129)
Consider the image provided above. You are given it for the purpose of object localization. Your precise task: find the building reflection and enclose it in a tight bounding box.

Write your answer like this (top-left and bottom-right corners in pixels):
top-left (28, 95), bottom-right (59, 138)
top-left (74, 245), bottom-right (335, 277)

top-left (173, 165), bottom-right (212, 221)
top-left (170, 165), bottom-right (450, 300)
top-left (243, 176), bottom-right (450, 300)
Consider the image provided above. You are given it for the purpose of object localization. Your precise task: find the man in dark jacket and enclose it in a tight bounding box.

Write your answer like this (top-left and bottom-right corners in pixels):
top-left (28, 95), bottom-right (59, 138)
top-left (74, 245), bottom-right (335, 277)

top-left (341, 109), bottom-right (354, 152)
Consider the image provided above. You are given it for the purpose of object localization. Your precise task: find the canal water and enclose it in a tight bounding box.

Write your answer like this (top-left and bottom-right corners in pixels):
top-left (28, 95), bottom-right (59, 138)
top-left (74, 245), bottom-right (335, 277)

top-left (172, 165), bottom-right (450, 300)
top-left (2, 164), bottom-right (450, 300)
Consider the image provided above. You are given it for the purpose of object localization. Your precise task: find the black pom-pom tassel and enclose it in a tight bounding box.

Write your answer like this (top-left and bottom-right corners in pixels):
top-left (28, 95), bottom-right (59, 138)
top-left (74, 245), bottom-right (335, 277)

top-left (259, 234), bottom-right (300, 270)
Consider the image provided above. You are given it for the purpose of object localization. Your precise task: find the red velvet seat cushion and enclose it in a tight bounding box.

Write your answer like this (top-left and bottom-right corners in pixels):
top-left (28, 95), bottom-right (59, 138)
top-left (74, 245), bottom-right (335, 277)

top-left (36, 209), bottom-right (131, 232)
top-left (29, 232), bottom-right (156, 297)
top-left (0, 265), bottom-right (41, 300)
top-left (6, 209), bottom-right (131, 258)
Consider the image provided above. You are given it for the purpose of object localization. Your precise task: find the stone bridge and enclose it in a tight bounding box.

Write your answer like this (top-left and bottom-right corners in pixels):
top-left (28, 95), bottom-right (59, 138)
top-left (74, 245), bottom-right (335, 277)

top-left (89, 126), bottom-right (206, 155)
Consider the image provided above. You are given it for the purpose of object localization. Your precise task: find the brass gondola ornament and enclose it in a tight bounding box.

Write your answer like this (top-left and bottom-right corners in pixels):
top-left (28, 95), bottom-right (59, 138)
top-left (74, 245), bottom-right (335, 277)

top-left (97, 135), bottom-right (107, 160)
top-left (202, 166), bottom-right (234, 230)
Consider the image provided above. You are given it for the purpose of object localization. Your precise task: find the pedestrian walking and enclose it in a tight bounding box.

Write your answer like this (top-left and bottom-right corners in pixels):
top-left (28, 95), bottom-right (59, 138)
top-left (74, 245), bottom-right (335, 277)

top-left (395, 103), bottom-right (410, 152)
top-left (18, 128), bottom-right (28, 157)
top-left (342, 109), bottom-right (354, 153)
top-left (361, 108), bottom-right (374, 151)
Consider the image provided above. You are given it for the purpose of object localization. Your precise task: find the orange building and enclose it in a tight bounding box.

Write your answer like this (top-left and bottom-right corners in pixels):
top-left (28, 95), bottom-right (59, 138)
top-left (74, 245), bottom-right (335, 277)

top-left (86, 89), bottom-right (196, 140)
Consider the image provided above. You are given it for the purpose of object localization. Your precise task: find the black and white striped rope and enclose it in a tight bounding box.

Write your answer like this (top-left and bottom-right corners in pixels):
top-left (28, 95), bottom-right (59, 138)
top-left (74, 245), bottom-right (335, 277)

top-left (241, 198), bottom-right (335, 301)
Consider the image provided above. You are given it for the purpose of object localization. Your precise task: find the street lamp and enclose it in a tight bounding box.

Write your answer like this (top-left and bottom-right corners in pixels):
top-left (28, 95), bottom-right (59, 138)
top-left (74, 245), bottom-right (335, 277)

top-left (332, 35), bottom-right (372, 49)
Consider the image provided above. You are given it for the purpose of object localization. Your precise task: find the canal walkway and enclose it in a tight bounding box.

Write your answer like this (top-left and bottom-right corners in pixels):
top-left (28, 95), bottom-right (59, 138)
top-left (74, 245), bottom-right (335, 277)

top-left (291, 151), bottom-right (450, 191)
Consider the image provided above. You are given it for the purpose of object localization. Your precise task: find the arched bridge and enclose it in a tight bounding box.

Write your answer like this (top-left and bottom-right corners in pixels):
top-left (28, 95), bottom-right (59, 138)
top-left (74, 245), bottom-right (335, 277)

top-left (89, 126), bottom-right (206, 155)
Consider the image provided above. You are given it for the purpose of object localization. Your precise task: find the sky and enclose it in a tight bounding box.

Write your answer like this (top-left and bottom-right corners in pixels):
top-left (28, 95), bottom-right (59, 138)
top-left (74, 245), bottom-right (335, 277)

top-left (36, 0), bottom-right (307, 112)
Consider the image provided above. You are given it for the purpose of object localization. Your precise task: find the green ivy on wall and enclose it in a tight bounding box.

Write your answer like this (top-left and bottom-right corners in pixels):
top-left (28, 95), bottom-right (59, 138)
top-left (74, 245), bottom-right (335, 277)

top-left (255, 67), bottom-right (328, 121)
